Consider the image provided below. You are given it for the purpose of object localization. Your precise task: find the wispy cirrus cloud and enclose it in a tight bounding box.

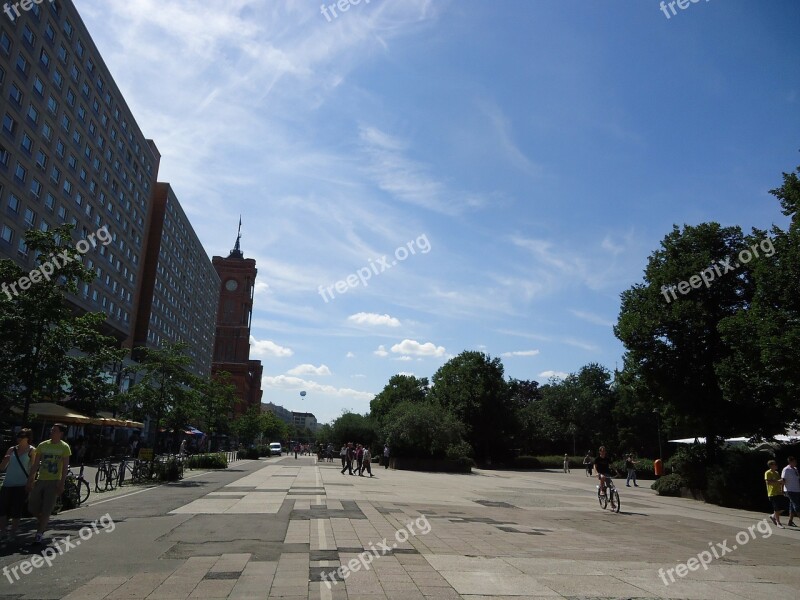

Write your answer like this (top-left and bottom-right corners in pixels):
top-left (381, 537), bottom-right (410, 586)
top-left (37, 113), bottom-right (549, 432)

top-left (501, 350), bottom-right (540, 358)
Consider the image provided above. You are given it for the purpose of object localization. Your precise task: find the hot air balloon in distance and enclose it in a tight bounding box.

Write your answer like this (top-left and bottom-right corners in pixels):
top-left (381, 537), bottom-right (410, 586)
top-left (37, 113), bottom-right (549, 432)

top-left (300, 391), bottom-right (306, 398)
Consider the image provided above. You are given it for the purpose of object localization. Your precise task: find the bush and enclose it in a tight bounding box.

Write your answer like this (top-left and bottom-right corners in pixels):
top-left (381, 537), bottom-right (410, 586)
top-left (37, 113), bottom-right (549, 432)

top-left (154, 456), bottom-right (183, 482)
top-left (237, 448), bottom-right (260, 460)
top-left (187, 452), bottom-right (228, 469)
top-left (446, 441), bottom-right (473, 461)
top-left (652, 473), bottom-right (686, 496)
top-left (666, 444), bottom-right (707, 488)
top-left (704, 448), bottom-right (771, 511)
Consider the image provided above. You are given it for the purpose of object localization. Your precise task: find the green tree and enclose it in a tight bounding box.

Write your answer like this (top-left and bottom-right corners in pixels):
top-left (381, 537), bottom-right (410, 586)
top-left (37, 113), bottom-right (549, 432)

top-left (370, 374), bottom-right (429, 426)
top-left (196, 372), bottom-right (237, 451)
top-left (429, 351), bottom-right (511, 461)
top-left (717, 165), bottom-right (800, 430)
top-left (381, 401), bottom-right (466, 459)
top-left (232, 405), bottom-right (267, 447)
top-left (329, 411), bottom-right (378, 449)
top-left (122, 342), bottom-right (200, 455)
top-left (0, 224), bottom-right (106, 422)
top-left (615, 222), bottom-right (762, 465)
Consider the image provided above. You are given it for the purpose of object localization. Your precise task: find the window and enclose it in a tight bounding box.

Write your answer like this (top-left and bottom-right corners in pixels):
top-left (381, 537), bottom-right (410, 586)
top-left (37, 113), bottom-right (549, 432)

top-left (2, 114), bottom-right (15, 135)
top-left (58, 205), bottom-right (66, 219)
top-left (66, 89), bottom-right (75, 106)
top-left (62, 179), bottom-right (73, 195)
top-left (52, 70), bottom-right (63, 89)
top-left (9, 83), bottom-right (22, 105)
top-left (60, 114), bottom-right (70, 131)
top-left (71, 130), bottom-right (80, 145)
top-left (33, 76), bottom-right (44, 96)
top-left (0, 31), bottom-right (11, 55)
top-left (55, 139), bottom-right (65, 157)
top-left (50, 165), bottom-right (60, 183)
top-left (70, 64), bottom-right (79, 81)
top-left (44, 193), bottom-right (55, 210)
top-left (24, 208), bottom-right (35, 226)
top-left (0, 144), bottom-right (9, 166)
top-left (63, 20), bottom-right (74, 39)
top-left (39, 220), bottom-right (48, 232)
top-left (41, 122), bottom-right (52, 140)
top-left (67, 154), bottom-right (76, 169)
top-left (30, 179), bottom-right (42, 198)
top-left (23, 25), bottom-right (35, 46)
top-left (14, 163), bottom-right (26, 182)
top-left (39, 48), bottom-right (50, 68)
top-left (17, 238), bottom-right (28, 257)
top-left (20, 133), bottom-right (32, 152)
top-left (44, 23), bottom-right (55, 42)
top-left (8, 193), bottom-right (20, 213)
top-left (82, 82), bottom-right (90, 98)
top-left (35, 149), bottom-right (47, 169)
top-left (26, 105), bottom-right (38, 124)
top-left (76, 40), bottom-right (84, 58)
top-left (15, 54), bottom-right (28, 76)
top-left (0, 225), bottom-right (12, 243)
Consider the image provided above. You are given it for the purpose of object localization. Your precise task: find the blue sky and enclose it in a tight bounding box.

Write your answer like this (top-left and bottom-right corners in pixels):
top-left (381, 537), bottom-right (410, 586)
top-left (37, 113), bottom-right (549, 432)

top-left (74, 0), bottom-right (800, 423)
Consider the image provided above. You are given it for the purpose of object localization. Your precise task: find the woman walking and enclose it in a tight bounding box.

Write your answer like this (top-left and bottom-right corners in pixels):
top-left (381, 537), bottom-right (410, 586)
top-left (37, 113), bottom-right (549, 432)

top-left (0, 429), bottom-right (35, 545)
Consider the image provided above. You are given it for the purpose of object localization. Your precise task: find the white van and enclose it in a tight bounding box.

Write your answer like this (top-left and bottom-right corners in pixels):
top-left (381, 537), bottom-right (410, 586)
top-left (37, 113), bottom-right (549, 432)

top-left (269, 442), bottom-right (282, 456)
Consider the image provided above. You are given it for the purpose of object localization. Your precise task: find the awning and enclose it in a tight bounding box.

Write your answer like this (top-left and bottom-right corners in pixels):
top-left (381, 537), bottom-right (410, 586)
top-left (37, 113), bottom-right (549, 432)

top-left (96, 411), bottom-right (144, 429)
top-left (12, 402), bottom-right (92, 424)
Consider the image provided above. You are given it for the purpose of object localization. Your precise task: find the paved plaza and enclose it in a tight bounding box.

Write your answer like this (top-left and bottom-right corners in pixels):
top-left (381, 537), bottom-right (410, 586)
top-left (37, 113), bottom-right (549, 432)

top-left (1, 456), bottom-right (798, 599)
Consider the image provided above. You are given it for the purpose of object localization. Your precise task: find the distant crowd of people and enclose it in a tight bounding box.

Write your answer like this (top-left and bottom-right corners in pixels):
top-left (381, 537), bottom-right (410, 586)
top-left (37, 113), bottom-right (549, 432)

top-left (334, 443), bottom-right (391, 477)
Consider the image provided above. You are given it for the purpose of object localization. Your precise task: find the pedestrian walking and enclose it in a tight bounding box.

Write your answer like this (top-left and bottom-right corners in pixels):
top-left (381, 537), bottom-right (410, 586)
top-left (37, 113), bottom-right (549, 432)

top-left (781, 456), bottom-right (799, 527)
top-left (765, 459), bottom-right (787, 529)
top-left (341, 443), bottom-right (354, 475)
top-left (0, 428), bottom-right (35, 545)
top-left (362, 447), bottom-right (373, 477)
top-left (26, 424), bottom-right (71, 545)
top-left (563, 454), bottom-right (570, 473)
top-left (583, 451), bottom-right (593, 477)
top-left (356, 444), bottom-right (364, 476)
top-left (340, 445), bottom-right (347, 468)
top-left (383, 444), bottom-right (390, 469)
top-left (625, 454), bottom-right (639, 487)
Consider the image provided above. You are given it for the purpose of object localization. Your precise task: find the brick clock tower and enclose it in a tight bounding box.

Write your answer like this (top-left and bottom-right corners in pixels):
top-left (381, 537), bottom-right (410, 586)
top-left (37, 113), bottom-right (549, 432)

top-left (211, 222), bottom-right (263, 416)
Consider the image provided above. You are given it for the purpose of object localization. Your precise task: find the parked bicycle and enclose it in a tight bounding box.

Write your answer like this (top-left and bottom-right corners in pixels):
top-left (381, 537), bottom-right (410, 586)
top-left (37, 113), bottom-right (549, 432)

top-left (68, 465), bottom-right (91, 505)
top-left (117, 457), bottom-right (152, 486)
top-left (95, 459), bottom-right (118, 492)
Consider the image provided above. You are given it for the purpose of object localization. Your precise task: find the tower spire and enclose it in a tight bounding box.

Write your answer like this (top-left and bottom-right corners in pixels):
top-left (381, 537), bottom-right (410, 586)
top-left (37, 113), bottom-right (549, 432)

top-left (229, 216), bottom-right (243, 259)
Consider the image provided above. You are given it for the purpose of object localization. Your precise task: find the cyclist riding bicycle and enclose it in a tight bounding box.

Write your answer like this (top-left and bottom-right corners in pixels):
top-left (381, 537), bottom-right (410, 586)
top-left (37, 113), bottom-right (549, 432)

top-left (594, 446), bottom-right (613, 494)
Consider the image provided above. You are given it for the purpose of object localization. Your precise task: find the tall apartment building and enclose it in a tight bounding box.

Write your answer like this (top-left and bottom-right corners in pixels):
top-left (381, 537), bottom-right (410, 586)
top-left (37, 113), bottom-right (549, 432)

top-left (134, 183), bottom-right (219, 377)
top-left (262, 402), bottom-right (293, 425)
top-left (0, 1), bottom-right (218, 378)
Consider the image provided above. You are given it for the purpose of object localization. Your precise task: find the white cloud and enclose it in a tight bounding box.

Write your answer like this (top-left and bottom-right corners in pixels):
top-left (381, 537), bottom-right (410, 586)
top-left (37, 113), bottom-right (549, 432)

top-left (396, 371), bottom-right (415, 377)
top-left (250, 336), bottom-right (293, 357)
top-left (395, 356), bottom-right (413, 362)
top-left (262, 375), bottom-right (373, 401)
top-left (390, 339), bottom-right (446, 357)
top-left (352, 374), bottom-right (367, 378)
top-left (538, 370), bottom-right (569, 381)
top-left (346, 352), bottom-right (355, 358)
top-left (347, 312), bottom-right (401, 327)
top-left (501, 350), bottom-right (540, 358)
top-left (287, 364), bottom-right (332, 376)
top-left (374, 345), bottom-right (389, 357)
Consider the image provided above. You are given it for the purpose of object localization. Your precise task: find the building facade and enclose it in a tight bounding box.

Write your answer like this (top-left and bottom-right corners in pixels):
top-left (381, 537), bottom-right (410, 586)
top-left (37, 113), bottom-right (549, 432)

top-left (211, 228), bottom-right (263, 415)
top-left (0, 0), bottom-right (160, 347)
top-left (134, 183), bottom-right (219, 377)
top-left (262, 402), bottom-right (293, 425)
top-left (0, 1), bottom-right (219, 381)
top-left (292, 412), bottom-right (318, 431)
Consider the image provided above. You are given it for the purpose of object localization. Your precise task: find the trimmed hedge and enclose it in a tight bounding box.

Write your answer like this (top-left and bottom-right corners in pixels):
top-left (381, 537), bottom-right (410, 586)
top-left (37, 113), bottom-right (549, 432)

top-left (512, 455), bottom-right (584, 469)
top-left (237, 448), bottom-right (260, 460)
top-left (187, 452), bottom-right (228, 469)
top-left (612, 458), bottom-right (656, 480)
top-left (652, 473), bottom-right (685, 496)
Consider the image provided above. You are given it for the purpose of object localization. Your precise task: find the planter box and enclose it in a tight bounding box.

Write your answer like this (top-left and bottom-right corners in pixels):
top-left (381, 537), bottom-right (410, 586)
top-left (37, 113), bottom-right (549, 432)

top-left (389, 457), bottom-right (471, 473)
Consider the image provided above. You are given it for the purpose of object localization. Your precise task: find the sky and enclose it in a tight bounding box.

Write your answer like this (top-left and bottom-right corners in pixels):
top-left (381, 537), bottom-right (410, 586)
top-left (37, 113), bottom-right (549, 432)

top-left (73, 0), bottom-right (800, 424)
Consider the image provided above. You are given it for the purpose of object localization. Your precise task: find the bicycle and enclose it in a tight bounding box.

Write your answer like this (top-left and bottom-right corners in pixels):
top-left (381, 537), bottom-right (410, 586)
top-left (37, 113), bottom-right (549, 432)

top-left (95, 459), bottom-right (118, 492)
top-left (597, 474), bottom-right (621, 513)
top-left (67, 465), bottom-right (91, 505)
top-left (118, 457), bottom-right (152, 485)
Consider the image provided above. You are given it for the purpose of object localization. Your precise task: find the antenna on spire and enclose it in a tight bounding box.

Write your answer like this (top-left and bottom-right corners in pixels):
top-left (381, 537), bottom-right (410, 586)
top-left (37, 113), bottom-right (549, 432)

top-left (229, 215), bottom-right (244, 258)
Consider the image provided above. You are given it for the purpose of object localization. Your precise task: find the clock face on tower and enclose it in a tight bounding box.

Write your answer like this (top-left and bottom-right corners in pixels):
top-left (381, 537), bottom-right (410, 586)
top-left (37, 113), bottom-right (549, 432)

top-left (225, 279), bottom-right (238, 292)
